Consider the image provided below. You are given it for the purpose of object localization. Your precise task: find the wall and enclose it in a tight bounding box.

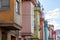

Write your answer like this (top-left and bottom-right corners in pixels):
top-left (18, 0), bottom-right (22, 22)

top-left (33, 7), bottom-right (40, 39)
top-left (21, 1), bottom-right (34, 36)
top-left (0, 0), bottom-right (22, 26)
top-left (44, 21), bottom-right (49, 40)
top-left (40, 20), bottom-right (44, 40)
top-left (0, 0), bottom-right (14, 23)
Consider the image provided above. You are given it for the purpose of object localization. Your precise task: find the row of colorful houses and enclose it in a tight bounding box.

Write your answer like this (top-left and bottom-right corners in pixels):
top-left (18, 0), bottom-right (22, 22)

top-left (0, 0), bottom-right (57, 40)
top-left (40, 12), bottom-right (56, 40)
top-left (0, 0), bottom-right (41, 40)
top-left (42, 20), bottom-right (56, 40)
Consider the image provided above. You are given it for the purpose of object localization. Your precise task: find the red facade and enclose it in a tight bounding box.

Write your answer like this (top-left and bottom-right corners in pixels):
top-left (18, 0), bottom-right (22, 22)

top-left (52, 31), bottom-right (56, 40)
top-left (48, 25), bottom-right (56, 40)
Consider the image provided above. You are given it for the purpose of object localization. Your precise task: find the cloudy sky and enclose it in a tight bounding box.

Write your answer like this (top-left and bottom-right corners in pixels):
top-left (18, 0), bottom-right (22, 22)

top-left (39, 0), bottom-right (60, 30)
top-left (45, 9), bottom-right (60, 30)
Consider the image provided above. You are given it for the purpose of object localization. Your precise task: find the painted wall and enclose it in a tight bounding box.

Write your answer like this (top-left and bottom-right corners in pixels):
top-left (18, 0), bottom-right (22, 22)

top-left (44, 21), bottom-right (49, 40)
top-left (0, 0), bottom-right (21, 40)
top-left (21, 1), bottom-right (34, 36)
top-left (40, 12), bottom-right (44, 40)
top-left (40, 20), bottom-right (44, 40)
top-left (0, 0), bottom-right (14, 22)
top-left (33, 7), bottom-right (40, 39)
top-left (0, 0), bottom-right (21, 29)
top-left (52, 31), bottom-right (56, 40)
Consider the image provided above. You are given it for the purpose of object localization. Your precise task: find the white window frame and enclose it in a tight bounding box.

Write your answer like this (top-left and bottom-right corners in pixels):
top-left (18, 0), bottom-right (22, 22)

top-left (16, 0), bottom-right (20, 14)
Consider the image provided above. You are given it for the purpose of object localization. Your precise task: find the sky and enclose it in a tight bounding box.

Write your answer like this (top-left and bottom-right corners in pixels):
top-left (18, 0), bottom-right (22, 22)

top-left (39, 0), bottom-right (60, 30)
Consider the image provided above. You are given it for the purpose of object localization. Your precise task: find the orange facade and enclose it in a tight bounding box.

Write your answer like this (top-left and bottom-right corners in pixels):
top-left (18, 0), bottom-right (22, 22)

top-left (0, 0), bottom-right (22, 30)
top-left (0, 0), bottom-right (22, 40)
top-left (40, 20), bottom-right (44, 40)
top-left (0, 0), bottom-right (14, 22)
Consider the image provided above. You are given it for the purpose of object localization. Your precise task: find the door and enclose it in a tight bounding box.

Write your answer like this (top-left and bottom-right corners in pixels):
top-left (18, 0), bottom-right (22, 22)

top-left (11, 36), bottom-right (16, 40)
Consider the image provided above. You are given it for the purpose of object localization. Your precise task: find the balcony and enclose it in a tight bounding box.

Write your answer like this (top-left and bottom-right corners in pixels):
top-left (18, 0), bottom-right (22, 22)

top-left (0, 22), bottom-right (22, 30)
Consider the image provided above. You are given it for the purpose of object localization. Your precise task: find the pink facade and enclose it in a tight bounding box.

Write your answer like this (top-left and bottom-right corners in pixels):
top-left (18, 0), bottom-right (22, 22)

top-left (21, 1), bottom-right (34, 36)
top-left (19, 0), bottom-right (37, 40)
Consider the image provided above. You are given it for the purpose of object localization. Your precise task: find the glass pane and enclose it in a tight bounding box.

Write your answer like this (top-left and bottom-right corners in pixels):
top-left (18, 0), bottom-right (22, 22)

top-left (1, 0), bottom-right (9, 7)
top-left (16, 2), bottom-right (18, 12)
top-left (16, 0), bottom-right (20, 14)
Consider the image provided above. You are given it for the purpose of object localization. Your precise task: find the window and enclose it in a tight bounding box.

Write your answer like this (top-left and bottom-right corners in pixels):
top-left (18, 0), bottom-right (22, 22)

top-left (0, 0), bottom-right (1, 8)
top-left (0, 0), bottom-right (10, 10)
top-left (16, 0), bottom-right (20, 14)
top-left (2, 32), bottom-right (7, 40)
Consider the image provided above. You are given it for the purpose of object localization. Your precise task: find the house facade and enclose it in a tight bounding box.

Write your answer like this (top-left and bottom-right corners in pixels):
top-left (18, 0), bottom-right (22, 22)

top-left (20, 0), bottom-right (37, 40)
top-left (48, 25), bottom-right (56, 40)
top-left (44, 20), bottom-right (49, 40)
top-left (0, 0), bottom-right (22, 40)
top-left (28, 1), bottom-right (41, 40)
top-left (40, 6), bottom-right (44, 40)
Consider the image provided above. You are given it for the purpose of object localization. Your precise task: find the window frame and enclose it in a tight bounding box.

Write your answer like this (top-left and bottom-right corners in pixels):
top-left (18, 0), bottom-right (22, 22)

top-left (0, 0), bottom-right (10, 10)
top-left (16, 0), bottom-right (20, 14)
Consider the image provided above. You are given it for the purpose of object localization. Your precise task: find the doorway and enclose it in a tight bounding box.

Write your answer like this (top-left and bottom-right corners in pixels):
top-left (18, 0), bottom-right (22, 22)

top-left (2, 32), bottom-right (7, 40)
top-left (11, 36), bottom-right (16, 40)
